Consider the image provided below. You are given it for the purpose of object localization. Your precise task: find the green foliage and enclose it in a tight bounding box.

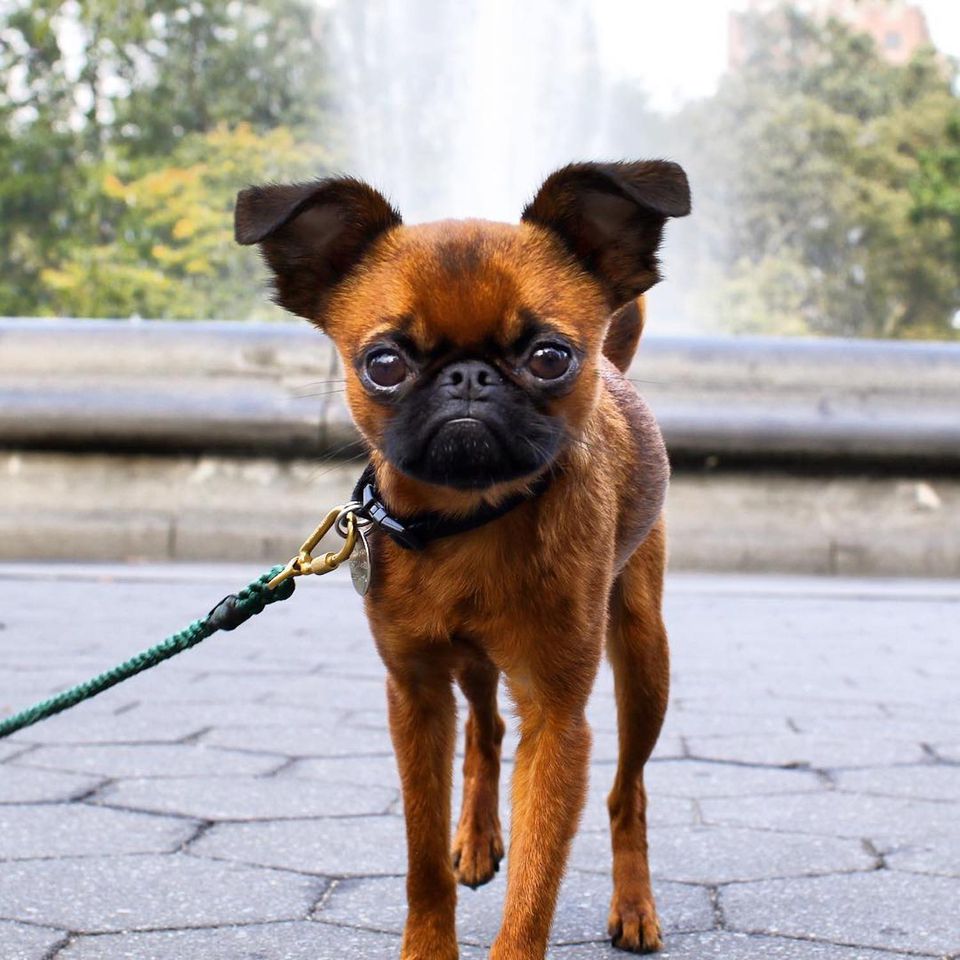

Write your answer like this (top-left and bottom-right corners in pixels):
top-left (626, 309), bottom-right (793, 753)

top-left (0, 0), bottom-right (336, 319)
top-left (671, 7), bottom-right (960, 340)
top-left (40, 125), bottom-right (333, 319)
top-left (3, 1), bottom-right (960, 337)
top-left (912, 114), bottom-right (960, 269)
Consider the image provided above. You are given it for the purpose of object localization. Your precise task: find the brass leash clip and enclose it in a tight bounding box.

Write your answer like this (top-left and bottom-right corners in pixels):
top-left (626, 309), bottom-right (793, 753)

top-left (267, 505), bottom-right (359, 590)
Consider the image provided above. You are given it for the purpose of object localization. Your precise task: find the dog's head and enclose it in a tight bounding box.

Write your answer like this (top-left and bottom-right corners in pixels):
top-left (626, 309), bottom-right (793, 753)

top-left (236, 163), bottom-right (690, 493)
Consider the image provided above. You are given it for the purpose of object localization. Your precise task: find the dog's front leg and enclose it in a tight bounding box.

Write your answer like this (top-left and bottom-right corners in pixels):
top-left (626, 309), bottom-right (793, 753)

top-left (490, 667), bottom-right (597, 959)
top-left (387, 669), bottom-right (459, 960)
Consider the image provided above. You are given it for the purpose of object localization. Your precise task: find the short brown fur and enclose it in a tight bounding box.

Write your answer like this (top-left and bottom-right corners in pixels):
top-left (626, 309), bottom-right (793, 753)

top-left (236, 160), bottom-right (690, 958)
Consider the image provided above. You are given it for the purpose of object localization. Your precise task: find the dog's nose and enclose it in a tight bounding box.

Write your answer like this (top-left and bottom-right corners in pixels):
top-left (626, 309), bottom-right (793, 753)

top-left (439, 360), bottom-right (503, 401)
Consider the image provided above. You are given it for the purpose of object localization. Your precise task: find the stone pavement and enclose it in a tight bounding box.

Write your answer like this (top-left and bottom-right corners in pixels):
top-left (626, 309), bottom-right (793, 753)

top-left (0, 566), bottom-right (957, 960)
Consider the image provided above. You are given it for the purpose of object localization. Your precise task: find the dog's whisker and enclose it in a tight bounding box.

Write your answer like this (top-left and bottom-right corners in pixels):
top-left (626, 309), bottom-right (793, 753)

top-left (518, 434), bottom-right (552, 466)
top-left (293, 387), bottom-right (347, 399)
top-left (308, 437), bottom-right (365, 463)
top-left (304, 437), bottom-right (368, 485)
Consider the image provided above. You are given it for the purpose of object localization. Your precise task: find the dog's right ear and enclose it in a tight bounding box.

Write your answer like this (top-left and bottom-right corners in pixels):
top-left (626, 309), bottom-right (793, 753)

top-left (522, 161), bottom-right (691, 310)
top-left (235, 177), bottom-right (401, 323)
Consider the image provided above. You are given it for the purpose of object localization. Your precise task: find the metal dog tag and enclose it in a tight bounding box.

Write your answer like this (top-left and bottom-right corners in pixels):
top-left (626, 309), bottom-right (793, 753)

top-left (349, 527), bottom-right (372, 596)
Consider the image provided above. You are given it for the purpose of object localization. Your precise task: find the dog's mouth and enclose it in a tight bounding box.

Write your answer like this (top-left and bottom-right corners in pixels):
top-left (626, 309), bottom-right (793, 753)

top-left (416, 416), bottom-right (514, 490)
top-left (429, 416), bottom-right (498, 446)
top-left (381, 396), bottom-right (566, 492)
top-left (382, 414), bottom-right (547, 491)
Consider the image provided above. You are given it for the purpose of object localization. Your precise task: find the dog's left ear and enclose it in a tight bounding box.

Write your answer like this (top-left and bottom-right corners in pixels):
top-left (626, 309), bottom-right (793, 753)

top-left (235, 177), bottom-right (401, 323)
top-left (521, 161), bottom-right (691, 310)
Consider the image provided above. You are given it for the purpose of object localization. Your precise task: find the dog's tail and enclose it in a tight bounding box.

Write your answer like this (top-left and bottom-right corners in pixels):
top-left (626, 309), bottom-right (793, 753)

top-left (602, 296), bottom-right (646, 373)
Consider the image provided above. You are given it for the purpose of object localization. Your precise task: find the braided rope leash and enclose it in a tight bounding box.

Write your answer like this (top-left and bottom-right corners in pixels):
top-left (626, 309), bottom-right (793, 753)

top-left (0, 567), bottom-right (295, 740)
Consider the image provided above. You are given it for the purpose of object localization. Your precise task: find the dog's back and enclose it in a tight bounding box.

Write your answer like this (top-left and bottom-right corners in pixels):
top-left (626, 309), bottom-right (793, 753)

top-left (603, 296), bottom-right (646, 372)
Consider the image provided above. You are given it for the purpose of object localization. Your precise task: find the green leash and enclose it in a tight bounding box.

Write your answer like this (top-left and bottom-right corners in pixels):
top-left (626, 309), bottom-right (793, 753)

top-left (0, 566), bottom-right (296, 741)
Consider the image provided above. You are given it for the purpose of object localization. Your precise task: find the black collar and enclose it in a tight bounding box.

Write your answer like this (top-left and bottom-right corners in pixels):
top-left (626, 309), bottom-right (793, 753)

top-left (350, 464), bottom-right (552, 551)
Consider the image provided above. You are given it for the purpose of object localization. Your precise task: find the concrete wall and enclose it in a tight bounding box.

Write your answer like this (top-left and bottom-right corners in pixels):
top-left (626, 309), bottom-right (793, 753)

top-left (3, 451), bottom-right (957, 577)
top-left (2, 319), bottom-right (959, 575)
top-left (3, 318), bottom-right (959, 462)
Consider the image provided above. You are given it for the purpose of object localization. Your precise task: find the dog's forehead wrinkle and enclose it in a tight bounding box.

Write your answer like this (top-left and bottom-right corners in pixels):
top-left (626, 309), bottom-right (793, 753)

top-left (403, 256), bottom-right (523, 347)
top-left (338, 218), bottom-right (605, 353)
top-left (398, 224), bottom-right (582, 349)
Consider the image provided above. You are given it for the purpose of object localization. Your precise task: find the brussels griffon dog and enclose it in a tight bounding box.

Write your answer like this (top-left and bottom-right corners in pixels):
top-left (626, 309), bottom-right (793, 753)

top-left (235, 160), bottom-right (691, 958)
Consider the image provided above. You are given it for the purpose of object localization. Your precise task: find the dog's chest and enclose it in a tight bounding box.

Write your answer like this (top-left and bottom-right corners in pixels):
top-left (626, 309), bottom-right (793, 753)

top-left (367, 519), bottom-right (610, 665)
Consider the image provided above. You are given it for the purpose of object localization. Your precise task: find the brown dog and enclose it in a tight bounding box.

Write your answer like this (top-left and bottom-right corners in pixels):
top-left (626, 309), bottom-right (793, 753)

top-left (236, 161), bottom-right (690, 958)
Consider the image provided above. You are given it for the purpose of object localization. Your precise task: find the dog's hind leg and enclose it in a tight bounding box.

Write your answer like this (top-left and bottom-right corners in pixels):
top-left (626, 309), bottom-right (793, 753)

top-left (452, 655), bottom-right (506, 888)
top-left (605, 518), bottom-right (670, 953)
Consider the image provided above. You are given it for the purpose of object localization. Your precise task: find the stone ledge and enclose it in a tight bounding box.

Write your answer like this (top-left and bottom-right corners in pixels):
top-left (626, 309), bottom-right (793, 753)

top-left (3, 319), bottom-right (959, 463)
top-left (2, 451), bottom-right (957, 577)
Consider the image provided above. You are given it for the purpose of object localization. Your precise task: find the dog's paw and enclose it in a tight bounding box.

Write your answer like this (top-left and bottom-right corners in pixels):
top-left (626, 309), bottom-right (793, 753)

top-left (451, 817), bottom-right (504, 889)
top-left (608, 895), bottom-right (662, 953)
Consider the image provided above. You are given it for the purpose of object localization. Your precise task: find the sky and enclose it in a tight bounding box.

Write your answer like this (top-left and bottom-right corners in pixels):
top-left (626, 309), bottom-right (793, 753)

top-left (594, 0), bottom-right (960, 111)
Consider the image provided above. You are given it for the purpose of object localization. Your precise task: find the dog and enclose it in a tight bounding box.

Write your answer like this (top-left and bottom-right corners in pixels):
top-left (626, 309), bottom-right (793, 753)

top-left (235, 160), bottom-right (691, 959)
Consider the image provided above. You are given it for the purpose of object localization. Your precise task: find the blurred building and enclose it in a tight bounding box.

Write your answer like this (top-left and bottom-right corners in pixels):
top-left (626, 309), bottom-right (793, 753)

top-left (730, 0), bottom-right (933, 69)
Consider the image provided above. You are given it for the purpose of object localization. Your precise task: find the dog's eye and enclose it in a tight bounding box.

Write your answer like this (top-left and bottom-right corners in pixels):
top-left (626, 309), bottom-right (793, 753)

top-left (366, 349), bottom-right (408, 387)
top-left (528, 344), bottom-right (572, 380)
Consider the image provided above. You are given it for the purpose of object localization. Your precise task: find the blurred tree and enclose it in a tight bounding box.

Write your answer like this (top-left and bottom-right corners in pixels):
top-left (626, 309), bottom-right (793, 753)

top-left (39, 124), bottom-right (333, 319)
top-left (0, 0), bottom-right (336, 318)
top-left (0, 2), bottom-right (85, 314)
top-left (671, 8), bottom-right (960, 339)
top-left (70, 0), bottom-right (332, 156)
top-left (912, 114), bottom-right (960, 275)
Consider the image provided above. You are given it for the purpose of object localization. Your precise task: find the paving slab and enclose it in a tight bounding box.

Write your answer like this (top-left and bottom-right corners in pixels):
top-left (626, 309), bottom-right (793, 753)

top-left (200, 722), bottom-right (394, 757)
top-left (663, 710), bottom-right (796, 737)
top-left (192, 672), bottom-right (388, 712)
top-left (317, 872), bottom-right (713, 945)
top-left (674, 696), bottom-right (887, 722)
top-left (721, 870), bottom-right (960, 955)
top-left (0, 765), bottom-right (103, 803)
top-left (114, 699), bottom-right (346, 728)
top-left (642, 759), bottom-right (823, 798)
top-left (834, 764), bottom-right (960, 801)
top-left (931, 740), bottom-right (960, 762)
top-left (684, 734), bottom-right (927, 769)
top-left (191, 814), bottom-right (408, 877)
top-left (277, 754), bottom-right (402, 790)
top-left (5, 711), bottom-right (209, 747)
top-left (552, 931), bottom-right (907, 958)
top-left (0, 921), bottom-right (66, 960)
top-left (791, 714), bottom-right (960, 744)
top-left (0, 804), bottom-right (196, 860)
top-left (13, 742), bottom-right (283, 779)
top-left (570, 825), bottom-right (875, 884)
top-left (50, 924), bottom-right (492, 960)
top-left (700, 791), bottom-right (960, 848)
top-left (0, 742), bottom-right (31, 762)
top-left (56, 921), bottom-right (405, 960)
top-left (1, 567), bottom-right (958, 958)
top-left (885, 833), bottom-right (960, 878)
top-left (96, 775), bottom-right (397, 821)
top-left (0, 854), bottom-right (324, 933)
